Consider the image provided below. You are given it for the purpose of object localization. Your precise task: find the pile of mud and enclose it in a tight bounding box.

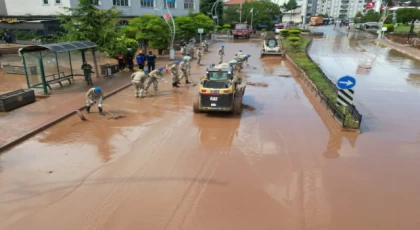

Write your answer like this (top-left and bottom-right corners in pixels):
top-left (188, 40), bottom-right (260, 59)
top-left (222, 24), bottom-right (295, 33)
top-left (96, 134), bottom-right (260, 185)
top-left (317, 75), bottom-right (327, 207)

top-left (242, 104), bottom-right (256, 111)
top-left (246, 82), bottom-right (268, 87)
top-left (108, 115), bottom-right (127, 120)
top-left (277, 74), bottom-right (292, 77)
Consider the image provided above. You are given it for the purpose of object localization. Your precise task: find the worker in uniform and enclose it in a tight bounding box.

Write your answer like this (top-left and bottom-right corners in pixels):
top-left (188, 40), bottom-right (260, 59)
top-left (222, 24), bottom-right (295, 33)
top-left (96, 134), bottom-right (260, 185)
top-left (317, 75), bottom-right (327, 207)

top-left (179, 57), bottom-right (191, 84)
top-left (85, 87), bottom-right (105, 115)
top-left (81, 61), bottom-right (93, 85)
top-left (145, 67), bottom-right (165, 95)
top-left (218, 45), bottom-right (224, 64)
top-left (236, 50), bottom-right (243, 57)
top-left (169, 61), bottom-right (180, 88)
top-left (240, 54), bottom-right (251, 63)
top-left (203, 40), bottom-right (209, 52)
top-left (131, 69), bottom-right (149, 98)
top-left (228, 60), bottom-right (242, 84)
top-left (197, 48), bottom-right (202, 65)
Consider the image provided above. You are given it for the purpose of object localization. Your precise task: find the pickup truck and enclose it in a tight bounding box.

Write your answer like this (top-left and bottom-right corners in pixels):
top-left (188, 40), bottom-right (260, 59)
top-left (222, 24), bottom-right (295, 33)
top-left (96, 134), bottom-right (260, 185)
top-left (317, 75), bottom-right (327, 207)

top-left (233, 23), bottom-right (252, 39)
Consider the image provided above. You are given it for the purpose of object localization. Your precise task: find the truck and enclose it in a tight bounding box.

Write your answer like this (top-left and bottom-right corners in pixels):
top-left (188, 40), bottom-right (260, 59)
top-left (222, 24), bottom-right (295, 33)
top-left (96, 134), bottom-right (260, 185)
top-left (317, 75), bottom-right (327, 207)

top-left (309, 17), bottom-right (323, 26)
top-left (233, 23), bottom-right (253, 39)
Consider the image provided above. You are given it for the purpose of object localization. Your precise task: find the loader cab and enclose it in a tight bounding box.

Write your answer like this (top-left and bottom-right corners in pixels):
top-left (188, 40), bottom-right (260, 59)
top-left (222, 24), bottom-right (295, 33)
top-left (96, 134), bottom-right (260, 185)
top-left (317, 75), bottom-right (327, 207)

top-left (266, 38), bottom-right (278, 48)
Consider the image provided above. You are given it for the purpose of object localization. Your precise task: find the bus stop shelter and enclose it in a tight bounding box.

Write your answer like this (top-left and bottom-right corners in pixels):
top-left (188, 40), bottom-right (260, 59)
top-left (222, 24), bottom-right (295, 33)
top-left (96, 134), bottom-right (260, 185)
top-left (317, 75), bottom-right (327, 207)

top-left (18, 41), bottom-right (99, 95)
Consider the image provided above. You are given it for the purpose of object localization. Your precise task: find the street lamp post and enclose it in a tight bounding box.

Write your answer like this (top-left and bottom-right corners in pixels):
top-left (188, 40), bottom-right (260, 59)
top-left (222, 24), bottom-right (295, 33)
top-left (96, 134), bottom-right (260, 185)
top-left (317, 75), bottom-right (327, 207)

top-left (155, 0), bottom-right (176, 59)
top-left (210, 0), bottom-right (222, 40)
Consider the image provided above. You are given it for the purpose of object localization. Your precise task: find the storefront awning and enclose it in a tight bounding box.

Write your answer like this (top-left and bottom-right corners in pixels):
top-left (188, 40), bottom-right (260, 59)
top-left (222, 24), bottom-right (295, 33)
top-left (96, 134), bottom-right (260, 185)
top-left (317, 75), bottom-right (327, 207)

top-left (19, 41), bottom-right (97, 53)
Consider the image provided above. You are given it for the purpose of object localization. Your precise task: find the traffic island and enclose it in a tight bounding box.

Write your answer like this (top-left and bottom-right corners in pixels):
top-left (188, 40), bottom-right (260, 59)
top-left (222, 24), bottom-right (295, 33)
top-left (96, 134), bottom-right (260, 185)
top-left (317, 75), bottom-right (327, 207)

top-left (281, 36), bottom-right (362, 130)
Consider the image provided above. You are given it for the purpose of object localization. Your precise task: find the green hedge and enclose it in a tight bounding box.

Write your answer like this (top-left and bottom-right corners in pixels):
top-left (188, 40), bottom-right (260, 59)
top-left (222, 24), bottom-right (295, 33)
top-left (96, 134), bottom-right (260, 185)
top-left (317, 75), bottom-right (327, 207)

top-left (280, 30), bottom-right (289, 38)
top-left (288, 36), bottom-right (301, 42)
top-left (289, 30), bottom-right (301, 36)
top-left (383, 24), bottom-right (394, 32)
top-left (282, 38), bottom-right (359, 129)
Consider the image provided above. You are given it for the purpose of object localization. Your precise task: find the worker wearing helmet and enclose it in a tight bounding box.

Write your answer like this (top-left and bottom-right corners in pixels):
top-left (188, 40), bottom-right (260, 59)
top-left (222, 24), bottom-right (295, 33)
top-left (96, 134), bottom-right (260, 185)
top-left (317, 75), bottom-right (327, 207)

top-left (85, 87), bottom-right (105, 115)
top-left (131, 69), bottom-right (149, 98)
top-left (218, 45), bottom-right (225, 64)
top-left (145, 67), bottom-right (166, 95)
top-left (236, 49), bottom-right (243, 57)
top-left (179, 57), bottom-right (191, 84)
top-left (169, 61), bottom-right (181, 88)
top-left (182, 55), bottom-right (192, 76)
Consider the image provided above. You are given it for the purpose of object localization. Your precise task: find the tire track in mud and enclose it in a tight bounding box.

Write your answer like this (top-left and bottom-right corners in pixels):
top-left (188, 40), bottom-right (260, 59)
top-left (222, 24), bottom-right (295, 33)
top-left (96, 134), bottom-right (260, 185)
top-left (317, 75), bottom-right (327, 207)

top-left (73, 114), bottom-right (189, 230)
top-left (163, 132), bottom-right (232, 230)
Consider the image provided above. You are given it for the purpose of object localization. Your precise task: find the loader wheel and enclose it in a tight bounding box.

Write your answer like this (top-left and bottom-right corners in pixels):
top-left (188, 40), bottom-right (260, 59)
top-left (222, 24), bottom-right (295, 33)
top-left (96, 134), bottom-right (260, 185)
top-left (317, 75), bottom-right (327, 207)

top-left (232, 94), bottom-right (243, 115)
top-left (193, 97), bottom-right (201, 113)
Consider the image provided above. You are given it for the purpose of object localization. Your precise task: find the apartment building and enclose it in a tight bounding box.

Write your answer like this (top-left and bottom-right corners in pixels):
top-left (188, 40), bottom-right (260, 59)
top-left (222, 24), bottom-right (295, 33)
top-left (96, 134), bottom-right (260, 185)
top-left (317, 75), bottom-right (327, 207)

top-left (0, 0), bottom-right (199, 35)
top-left (316, 0), bottom-right (366, 19)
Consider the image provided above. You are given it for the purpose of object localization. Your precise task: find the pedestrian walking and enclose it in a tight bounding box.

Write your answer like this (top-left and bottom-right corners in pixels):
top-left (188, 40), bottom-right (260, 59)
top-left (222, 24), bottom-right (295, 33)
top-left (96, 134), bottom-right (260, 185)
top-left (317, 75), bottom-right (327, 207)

top-left (126, 48), bottom-right (134, 72)
top-left (85, 87), bottom-right (105, 115)
top-left (146, 51), bottom-right (156, 71)
top-left (179, 57), bottom-right (191, 84)
top-left (218, 45), bottom-right (225, 64)
top-left (145, 67), bottom-right (165, 95)
top-left (197, 48), bottom-right (202, 65)
top-left (117, 52), bottom-right (126, 71)
top-left (131, 69), bottom-right (149, 98)
top-left (169, 61), bottom-right (180, 88)
top-left (136, 51), bottom-right (146, 70)
top-left (81, 61), bottom-right (93, 85)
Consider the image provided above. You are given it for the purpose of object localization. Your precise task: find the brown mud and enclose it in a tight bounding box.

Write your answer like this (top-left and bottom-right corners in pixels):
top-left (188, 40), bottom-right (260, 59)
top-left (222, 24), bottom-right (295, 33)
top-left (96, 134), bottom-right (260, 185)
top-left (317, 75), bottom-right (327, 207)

top-left (1, 37), bottom-right (420, 230)
top-left (246, 82), bottom-right (269, 87)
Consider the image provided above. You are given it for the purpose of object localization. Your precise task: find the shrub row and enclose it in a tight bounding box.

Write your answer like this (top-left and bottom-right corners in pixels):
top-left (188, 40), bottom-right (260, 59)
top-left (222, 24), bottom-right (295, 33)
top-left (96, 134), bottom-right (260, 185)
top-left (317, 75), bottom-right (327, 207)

top-left (282, 37), bottom-right (359, 129)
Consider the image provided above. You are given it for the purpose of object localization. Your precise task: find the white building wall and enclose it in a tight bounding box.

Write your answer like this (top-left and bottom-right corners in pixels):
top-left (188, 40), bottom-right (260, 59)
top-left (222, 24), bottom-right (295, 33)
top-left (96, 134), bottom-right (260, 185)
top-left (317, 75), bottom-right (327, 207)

top-left (5, 0), bottom-right (71, 16)
top-left (4, 0), bottom-right (199, 17)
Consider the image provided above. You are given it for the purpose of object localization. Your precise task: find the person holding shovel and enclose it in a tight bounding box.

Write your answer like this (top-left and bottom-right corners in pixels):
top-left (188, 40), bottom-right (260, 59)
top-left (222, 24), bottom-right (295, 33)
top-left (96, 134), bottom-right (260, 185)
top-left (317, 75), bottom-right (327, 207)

top-left (81, 61), bottom-right (94, 85)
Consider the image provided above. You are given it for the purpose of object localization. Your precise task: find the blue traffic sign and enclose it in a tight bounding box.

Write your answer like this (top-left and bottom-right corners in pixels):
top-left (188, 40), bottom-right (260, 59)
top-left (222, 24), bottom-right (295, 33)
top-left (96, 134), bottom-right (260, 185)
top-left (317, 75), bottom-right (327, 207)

top-left (337, 75), bottom-right (356, 90)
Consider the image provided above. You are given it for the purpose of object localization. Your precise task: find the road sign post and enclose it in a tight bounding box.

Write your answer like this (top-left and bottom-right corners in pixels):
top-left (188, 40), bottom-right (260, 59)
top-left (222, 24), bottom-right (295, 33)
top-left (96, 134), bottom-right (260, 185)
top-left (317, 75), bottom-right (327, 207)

top-left (336, 75), bottom-right (356, 107)
top-left (198, 28), bottom-right (204, 44)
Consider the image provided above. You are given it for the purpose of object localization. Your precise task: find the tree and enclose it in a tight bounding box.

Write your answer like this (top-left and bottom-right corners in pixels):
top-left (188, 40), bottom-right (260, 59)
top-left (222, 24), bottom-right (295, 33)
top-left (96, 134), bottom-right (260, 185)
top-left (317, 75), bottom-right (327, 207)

top-left (105, 35), bottom-right (138, 58)
top-left (396, 8), bottom-right (420, 23)
top-left (58, 0), bottom-right (121, 52)
top-left (122, 14), bottom-right (170, 53)
top-left (175, 16), bottom-right (196, 40)
top-left (223, 1), bottom-right (281, 29)
top-left (223, 6), bottom-right (240, 24)
top-left (282, 0), bottom-right (298, 22)
top-left (354, 11), bottom-right (364, 23)
top-left (363, 10), bottom-right (380, 22)
top-left (192, 13), bottom-right (215, 33)
top-left (409, 0), bottom-right (419, 7)
top-left (200, 0), bottom-right (223, 22)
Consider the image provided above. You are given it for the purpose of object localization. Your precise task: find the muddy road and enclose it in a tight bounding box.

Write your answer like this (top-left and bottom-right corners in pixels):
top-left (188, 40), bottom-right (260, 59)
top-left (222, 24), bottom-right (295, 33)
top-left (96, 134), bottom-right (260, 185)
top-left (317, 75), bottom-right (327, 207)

top-left (1, 39), bottom-right (420, 230)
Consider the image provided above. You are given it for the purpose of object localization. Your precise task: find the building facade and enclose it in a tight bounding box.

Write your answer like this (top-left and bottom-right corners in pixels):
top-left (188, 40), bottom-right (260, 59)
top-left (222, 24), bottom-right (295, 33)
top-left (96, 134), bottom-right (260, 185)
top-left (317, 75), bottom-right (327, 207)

top-left (0, 0), bottom-right (199, 36)
top-left (316, 0), bottom-right (366, 19)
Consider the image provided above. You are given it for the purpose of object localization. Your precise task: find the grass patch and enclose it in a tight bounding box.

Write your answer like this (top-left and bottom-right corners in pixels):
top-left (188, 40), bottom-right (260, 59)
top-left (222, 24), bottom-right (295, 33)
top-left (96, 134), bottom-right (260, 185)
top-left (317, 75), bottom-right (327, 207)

top-left (394, 25), bottom-right (410, 33)
top-left (282, 37), bottom-right (360, 129)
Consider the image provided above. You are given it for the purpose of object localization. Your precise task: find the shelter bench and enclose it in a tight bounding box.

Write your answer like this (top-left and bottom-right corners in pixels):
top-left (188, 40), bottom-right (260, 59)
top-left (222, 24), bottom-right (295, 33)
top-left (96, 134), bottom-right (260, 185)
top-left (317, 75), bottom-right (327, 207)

top-left (44, 72), bottom-right (73, 90)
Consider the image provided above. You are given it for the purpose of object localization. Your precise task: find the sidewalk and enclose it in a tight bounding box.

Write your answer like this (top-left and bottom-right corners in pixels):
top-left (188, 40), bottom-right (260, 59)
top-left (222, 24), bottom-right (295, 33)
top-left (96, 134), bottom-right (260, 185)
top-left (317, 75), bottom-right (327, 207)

top-left (0, 54), bottom-right (182, 152)
top-left (377, 38), bottom-right (420, 61)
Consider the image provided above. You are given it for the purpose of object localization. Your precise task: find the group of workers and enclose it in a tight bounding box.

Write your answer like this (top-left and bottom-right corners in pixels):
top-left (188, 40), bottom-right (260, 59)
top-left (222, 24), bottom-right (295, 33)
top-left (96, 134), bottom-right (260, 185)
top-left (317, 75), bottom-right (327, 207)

top-left (84, 40), bottom-right (250, 115)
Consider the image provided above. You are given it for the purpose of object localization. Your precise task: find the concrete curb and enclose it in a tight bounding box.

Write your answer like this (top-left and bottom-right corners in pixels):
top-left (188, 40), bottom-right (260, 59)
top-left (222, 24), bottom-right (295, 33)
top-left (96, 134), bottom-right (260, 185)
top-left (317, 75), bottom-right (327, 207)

top-left (0, 82), bottom-right (132, 153)
top-left (376, 39), bottom-right (420, 62)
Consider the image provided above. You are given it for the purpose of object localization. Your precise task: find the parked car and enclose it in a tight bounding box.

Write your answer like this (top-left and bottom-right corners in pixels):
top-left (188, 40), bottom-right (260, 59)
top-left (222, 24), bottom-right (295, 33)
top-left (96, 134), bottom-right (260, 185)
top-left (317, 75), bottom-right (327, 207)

top-left (364, 22), bottom-right (379, 29)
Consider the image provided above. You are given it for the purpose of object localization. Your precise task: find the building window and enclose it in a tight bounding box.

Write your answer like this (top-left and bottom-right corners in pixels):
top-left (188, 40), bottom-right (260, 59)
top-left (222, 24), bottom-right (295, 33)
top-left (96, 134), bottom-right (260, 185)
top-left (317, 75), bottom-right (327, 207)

top-left (56, 0), bottom-right (61, 3)
top-left (140, 0), bottom-right (154, 7)
top-left (164, 0), bottom-right (175, 8)
top-left (113, 0), bottom-right (129, 6)
top-left (91, 0), bottom-right (100, 4)
top-left (184, 0), bottom-right (193, 9)
top-left (43, 0), bottom-right (49, 4)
